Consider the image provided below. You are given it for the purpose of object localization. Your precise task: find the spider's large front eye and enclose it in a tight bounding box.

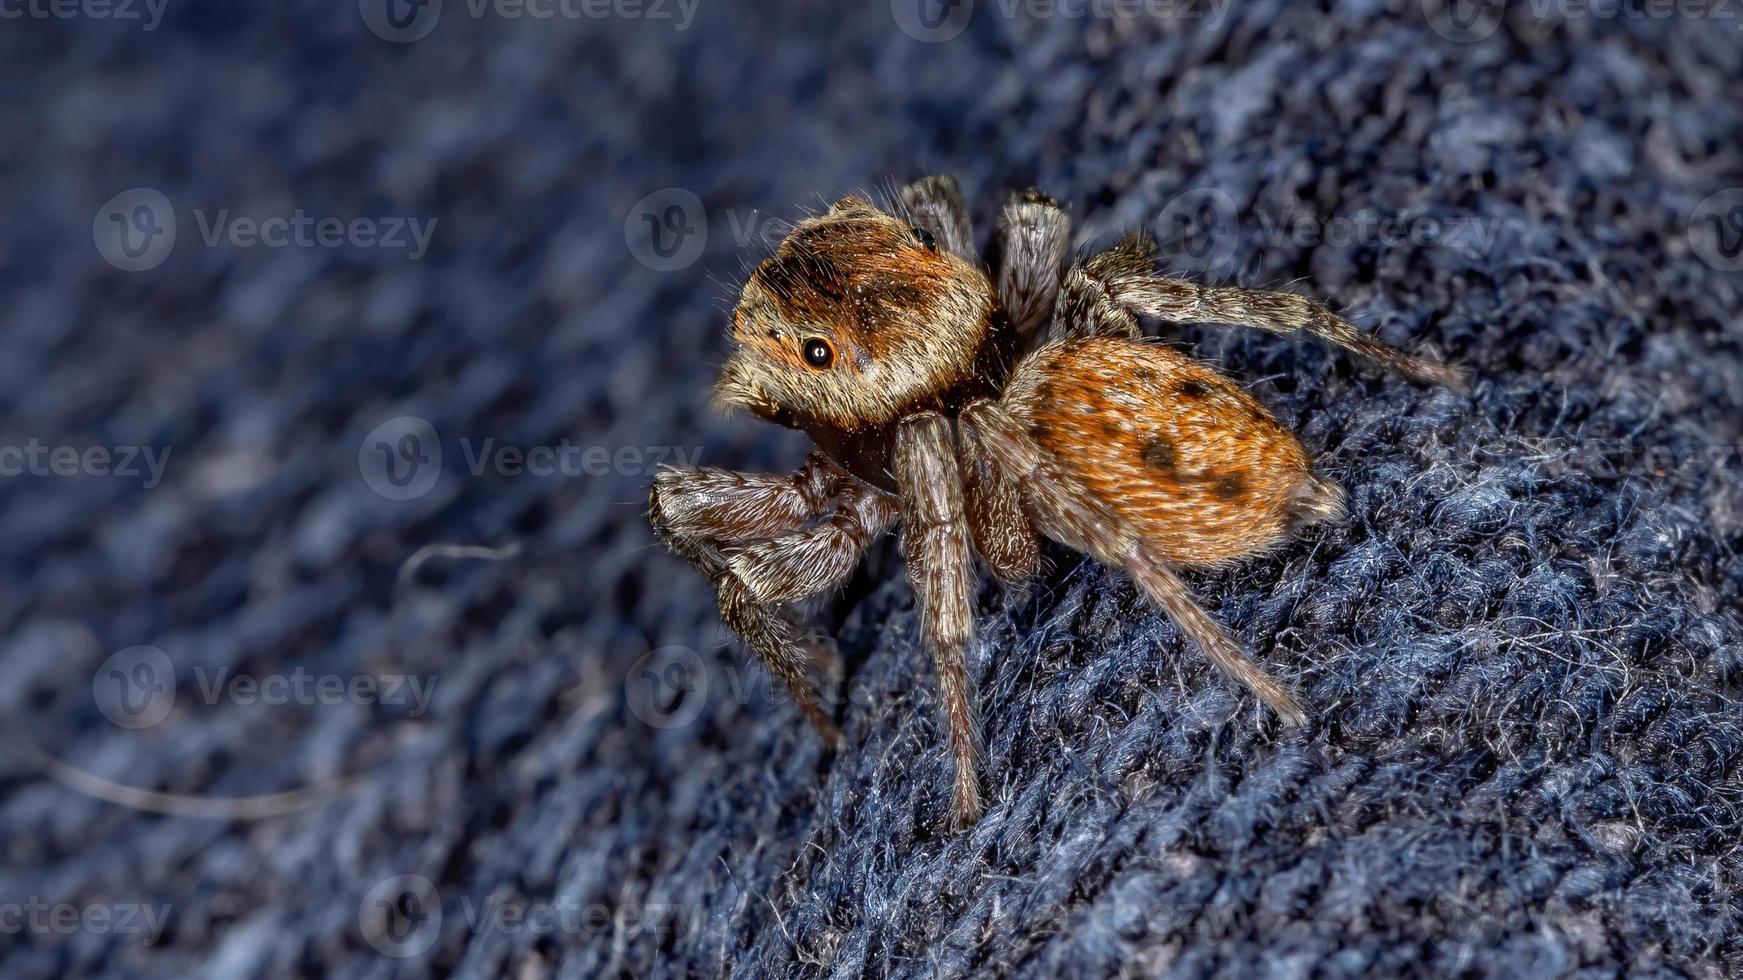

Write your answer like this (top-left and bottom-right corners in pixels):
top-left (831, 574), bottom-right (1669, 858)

top-left (910, 225), bottom-right (937, 251)
top-left (802, 337), bottom-right (835, 369)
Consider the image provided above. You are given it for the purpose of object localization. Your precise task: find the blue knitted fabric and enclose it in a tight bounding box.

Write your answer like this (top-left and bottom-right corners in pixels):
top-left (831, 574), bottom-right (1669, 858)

top-left (3, 1), bottom-right (1741, 978)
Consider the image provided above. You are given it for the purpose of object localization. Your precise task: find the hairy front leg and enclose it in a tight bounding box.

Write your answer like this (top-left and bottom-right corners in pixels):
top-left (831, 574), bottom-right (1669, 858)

top-left (649, 450), bottom-right (846, 548)
top-left (896, 174), bottom-right (977, 263)
top-left (649, 452), bottom-right (865, 739)
top-left (726, 488), bottom-right (900, 604)
top-left (893, 413), bottom-right (984, 826)
top-left (991, 189), bottom-right (1071, 345)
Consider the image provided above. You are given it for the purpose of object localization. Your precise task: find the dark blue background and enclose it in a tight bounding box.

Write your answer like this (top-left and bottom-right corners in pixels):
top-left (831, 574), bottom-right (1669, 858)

top-left (2, 0), bottom-right (1741, 976)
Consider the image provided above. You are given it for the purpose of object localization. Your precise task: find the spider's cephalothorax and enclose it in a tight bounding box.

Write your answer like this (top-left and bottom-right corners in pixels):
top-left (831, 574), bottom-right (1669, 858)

top-left (715, 195), bottom-right (1018, 486)
top-left (651, 176), bottom-right (1466, 827)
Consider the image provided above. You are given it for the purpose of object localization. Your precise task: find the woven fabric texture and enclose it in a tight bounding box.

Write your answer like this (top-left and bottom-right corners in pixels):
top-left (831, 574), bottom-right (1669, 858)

top-left (2, 1), bottom-right (1741, 977)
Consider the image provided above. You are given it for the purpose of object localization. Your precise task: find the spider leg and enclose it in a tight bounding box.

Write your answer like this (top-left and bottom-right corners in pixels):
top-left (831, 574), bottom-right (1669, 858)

top-left (649, 452), bottom-right (875, 740)
top-left (1119, 552), bottom-right (1305, 725)
top-left (957, 402), bottom-right (1040, 584)
top-left (896, 175), bottom-right (978, 263)
top-left (712, 574), bottom-right (840, 741)
top-left (959, 400), bottom-right (1307, 725)
top-left (725, 489), bottom-right (900, 604)
top-left (649, 451), bottom-right (844, 541)
top-left (723, 484), bottom-right (900, 690)
top-left (990, 189), bottom-right (1071, 345)
top-left (1051, 232), bottom-right (1150, 342)
top-left (1071, 232), bottom-right (1468, 389)
top-left (893, 412), bottom-right (984, 826)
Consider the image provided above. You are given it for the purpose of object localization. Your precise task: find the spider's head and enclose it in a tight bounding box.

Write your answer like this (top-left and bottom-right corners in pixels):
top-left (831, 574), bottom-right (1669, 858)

top-left (715, 195), bottom-right (994, 432)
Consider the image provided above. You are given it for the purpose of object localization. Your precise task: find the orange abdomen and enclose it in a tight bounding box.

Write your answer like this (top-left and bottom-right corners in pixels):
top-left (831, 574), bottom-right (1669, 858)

top-left (1001, 337), bottom-right (1340, 567)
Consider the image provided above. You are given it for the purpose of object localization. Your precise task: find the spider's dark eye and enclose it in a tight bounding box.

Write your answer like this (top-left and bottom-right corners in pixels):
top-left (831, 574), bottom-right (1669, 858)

top-left (802, 338), bottom-right (835, 369)
top-left (910, 225), bottom-right (937, 250)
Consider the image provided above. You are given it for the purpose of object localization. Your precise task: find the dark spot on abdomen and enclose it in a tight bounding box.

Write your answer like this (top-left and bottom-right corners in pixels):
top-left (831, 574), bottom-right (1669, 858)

top-left (1178, 379), bottom-right (1208, 398)
top-left (1030, 419), bottom-right (1055, 447)
top-left (1142, 437), bottom-right (1177, 475)
top-left (1213, 473), bottom-right (1245, 500)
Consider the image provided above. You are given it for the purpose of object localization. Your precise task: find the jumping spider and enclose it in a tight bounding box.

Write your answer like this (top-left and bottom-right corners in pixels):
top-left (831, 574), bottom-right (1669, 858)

top-left (649, 176), bottom-right (1465, 827)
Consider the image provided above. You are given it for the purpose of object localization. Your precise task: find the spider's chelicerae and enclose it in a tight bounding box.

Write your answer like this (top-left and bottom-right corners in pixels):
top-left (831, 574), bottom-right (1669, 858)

top-left (649, 176), bottom-right (1465, 827)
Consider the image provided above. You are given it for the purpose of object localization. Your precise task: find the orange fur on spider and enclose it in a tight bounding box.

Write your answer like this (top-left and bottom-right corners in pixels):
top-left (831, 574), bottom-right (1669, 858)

top-left (1003, 337), bottom-right (1344, 568)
